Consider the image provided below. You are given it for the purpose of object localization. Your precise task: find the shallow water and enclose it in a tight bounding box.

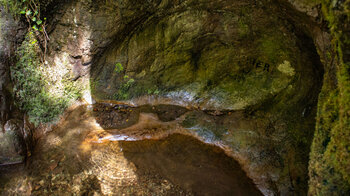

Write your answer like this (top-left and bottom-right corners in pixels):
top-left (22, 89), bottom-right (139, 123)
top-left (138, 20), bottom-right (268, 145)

top-left (0, 104), bottom-right (262, 195)
top-left (120, 134), bottom-right (262, 195)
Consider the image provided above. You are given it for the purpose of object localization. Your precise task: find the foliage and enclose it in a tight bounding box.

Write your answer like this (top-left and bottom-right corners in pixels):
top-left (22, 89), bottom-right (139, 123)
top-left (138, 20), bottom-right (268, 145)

top-left (20, 0), bottom-right (49, 60)
top-left (0, 0), bottom-right (22, 18)
top-left (90, 79), bottom-right (101, 95)
top-left (0, 0), bottom-right (49, 60)
top-left (20, 0), bottom-right (42, 28)
top-left (2, 0), bottom-right (81, 125)
top-left (1, 0), bottom-right (47, 35)
top-left (11, 31), bottom-right (81, 125)
top-left (147, 89), bottom-right (160, 95)
top-left (114, 74), bottom-right (135, 100)
top-left (114, 62), bottom-right (124, 73)
top-left (308, 0), bottom-right (350, 194)
top-left (110, 63), bottom-right (135, 100)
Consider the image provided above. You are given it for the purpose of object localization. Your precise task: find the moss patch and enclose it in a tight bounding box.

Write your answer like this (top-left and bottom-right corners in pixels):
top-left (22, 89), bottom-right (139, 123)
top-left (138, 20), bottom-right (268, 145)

top-left (308, 0), bottom-right (350, 194)
top-left (91, 6), bottom-right (302, 110)
top-left (11, 32), bottom-right (82, 125)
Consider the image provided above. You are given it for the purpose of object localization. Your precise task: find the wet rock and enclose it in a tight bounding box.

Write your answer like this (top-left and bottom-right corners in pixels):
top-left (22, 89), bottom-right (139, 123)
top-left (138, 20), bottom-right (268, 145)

top-left (0, 119), bottom-right (26, 164)
top-left (32, 0), bottom-right (324, 194)
top-left (0, 6), bottom-right (27, 168)
top-left (0, 8), bottom-right (15, 127)
top-left (0, 7), bottom-right (25, 113)
top-left (1, 104), bottom-right (261, 195)
top-left (0, 0), bottom-right (335, 194)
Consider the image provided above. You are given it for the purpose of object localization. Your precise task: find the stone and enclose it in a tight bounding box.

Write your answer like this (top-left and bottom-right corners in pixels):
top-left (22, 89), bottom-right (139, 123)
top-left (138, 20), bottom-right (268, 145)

top-left (0, 119), bottom-right (25, 164)
top-left (32, 0), bottom-right (324, 194)
top-left (90, 1), bottom-right (317, 112)
top-left (4, 0), bottom-right (347, 195)
top-left (0, 7), bottom-right (26, 167)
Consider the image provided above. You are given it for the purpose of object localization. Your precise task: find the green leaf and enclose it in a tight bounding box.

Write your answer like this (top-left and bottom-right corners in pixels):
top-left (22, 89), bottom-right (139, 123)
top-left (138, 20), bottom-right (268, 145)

top-left (26, 10), bottom-right (32, 16)
top-left (114, 63), bottom-right (124, 73)
top-left (36, 20), bottom-right (42, 25)
top-left (20, 10), bottom-right (26, 14)
top-left (32, 17), bottom-right (36, 22)
top-left (129, 79), bottom-right (135, 83)
top-left (32, 25), bottom-right (38, 31)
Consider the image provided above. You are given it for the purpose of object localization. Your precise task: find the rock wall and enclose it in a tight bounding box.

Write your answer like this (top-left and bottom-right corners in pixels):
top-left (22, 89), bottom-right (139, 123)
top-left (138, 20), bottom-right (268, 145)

top-left (308, 0), bottom-right (350, 195)
top-left (37, 0), bottom-right (325, 195)
top-left (2, 0), bottom-right (349, 195)
top-left (0, 7), bottom-right (31, 165)
top-left (0, 8), bottom-right (17, 131)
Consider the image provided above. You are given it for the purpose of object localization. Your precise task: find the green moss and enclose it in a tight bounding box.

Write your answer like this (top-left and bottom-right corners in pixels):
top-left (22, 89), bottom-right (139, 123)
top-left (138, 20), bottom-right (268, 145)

top-left (111, 75), bottom-right (135, 100)
top-left (92, 13), bottom-right (299, 110)
top-left (11, 32), bottom-right (81, 125)
top-left (258, 34), bottom-right (290, 65)
top-left (237, 18), bottom-right (250, 38)
top-left (308, 0), bottom-right (350, 194)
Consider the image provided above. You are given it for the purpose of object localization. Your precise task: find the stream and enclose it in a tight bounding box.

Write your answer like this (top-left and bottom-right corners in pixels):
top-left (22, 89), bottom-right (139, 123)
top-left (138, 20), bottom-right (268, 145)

top-left (1, 103), bottom-right (262, 195)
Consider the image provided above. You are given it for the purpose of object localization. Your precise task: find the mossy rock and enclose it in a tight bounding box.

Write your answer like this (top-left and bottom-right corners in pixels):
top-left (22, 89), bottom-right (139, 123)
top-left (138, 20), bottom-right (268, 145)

top-left (91, 4), bottom-right (308, 110)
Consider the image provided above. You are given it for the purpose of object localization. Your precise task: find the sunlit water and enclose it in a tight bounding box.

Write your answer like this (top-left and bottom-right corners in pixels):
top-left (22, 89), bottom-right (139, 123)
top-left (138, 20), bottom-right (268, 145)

top-left (0, 104), bottom-right (262, 195)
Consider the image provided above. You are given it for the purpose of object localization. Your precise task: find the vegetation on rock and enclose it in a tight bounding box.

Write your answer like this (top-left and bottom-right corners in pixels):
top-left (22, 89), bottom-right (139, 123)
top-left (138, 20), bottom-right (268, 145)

top-left (309, 0), bottom-right (350, 194)
top-left (1, 0), bottom-right (350, 195)
top-left (11, 31), bottom-right (81, 125)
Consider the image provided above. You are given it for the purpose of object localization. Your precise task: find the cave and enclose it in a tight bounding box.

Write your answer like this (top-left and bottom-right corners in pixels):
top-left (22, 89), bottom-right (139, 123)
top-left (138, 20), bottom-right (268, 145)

top-left (1, 0), bottom-right (349, 195)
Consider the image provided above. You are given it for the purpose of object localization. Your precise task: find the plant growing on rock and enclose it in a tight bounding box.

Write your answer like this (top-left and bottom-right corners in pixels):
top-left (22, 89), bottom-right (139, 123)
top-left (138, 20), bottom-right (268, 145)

top-left (0, 0), bottom-right (22, 17)
top-left (112, 63), bottom-right (136, 100)
top-left (113, 74), bottom-right (135, 100)
top-left (11, 31), bottom-right (81, 125)
top-left (20, 0), bottom-right (49, 61)
top-left (114, 62), bottom-right (124, 73)
top-left (0, 0), bottom-right (49, 60)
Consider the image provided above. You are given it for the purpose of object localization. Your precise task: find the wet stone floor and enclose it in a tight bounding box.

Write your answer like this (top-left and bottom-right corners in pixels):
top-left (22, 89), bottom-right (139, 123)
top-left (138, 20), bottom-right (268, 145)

top-left (0, 103), bottom-right (262, 195)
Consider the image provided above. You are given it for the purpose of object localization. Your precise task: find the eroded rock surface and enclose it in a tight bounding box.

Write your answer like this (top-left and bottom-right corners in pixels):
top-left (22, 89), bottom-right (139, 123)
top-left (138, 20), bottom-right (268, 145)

top-left (0, 7), bottom-right (30, 166)
top-left (91, 1), bottom-right (308, 111)
top-left (14, 0), bottom-right (324, 195)
top-left (1, 0), bottom-right (331, 195)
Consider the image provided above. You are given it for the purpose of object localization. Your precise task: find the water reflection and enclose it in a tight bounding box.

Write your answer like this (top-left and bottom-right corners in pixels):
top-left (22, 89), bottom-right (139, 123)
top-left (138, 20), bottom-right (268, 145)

top-left (1, 104), bottom-right (262, 195)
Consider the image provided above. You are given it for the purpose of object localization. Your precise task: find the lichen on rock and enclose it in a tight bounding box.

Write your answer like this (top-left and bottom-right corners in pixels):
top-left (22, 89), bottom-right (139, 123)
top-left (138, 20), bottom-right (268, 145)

top-left (278, 60), bottom-right (295, 76)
